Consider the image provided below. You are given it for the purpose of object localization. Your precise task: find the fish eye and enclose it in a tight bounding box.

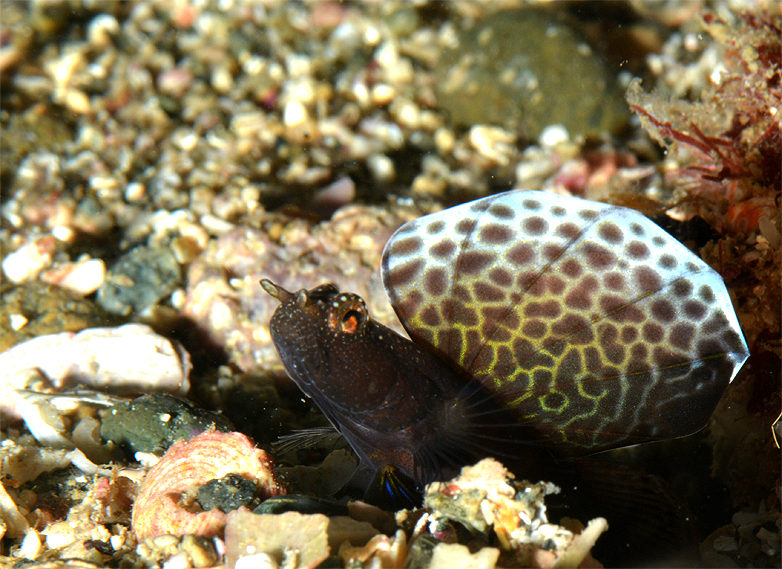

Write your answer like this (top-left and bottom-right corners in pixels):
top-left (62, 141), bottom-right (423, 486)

top-left (340, 309), bottom-right (364, 333)
top-left (326, 294), bottom-right (368, 334)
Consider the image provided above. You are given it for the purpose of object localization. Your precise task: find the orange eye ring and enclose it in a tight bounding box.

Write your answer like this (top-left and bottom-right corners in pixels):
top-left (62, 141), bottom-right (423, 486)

top-left (327, 295), bottom-right (368, 334)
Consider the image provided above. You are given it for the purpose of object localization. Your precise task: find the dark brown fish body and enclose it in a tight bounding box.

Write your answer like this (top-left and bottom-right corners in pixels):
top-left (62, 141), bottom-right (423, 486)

top-left (261, 281), bottom-right (493, 491)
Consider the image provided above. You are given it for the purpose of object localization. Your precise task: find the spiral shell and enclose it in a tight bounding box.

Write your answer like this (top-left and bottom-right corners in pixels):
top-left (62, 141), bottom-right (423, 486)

top-left (131, 430), bottom-right (285, 539)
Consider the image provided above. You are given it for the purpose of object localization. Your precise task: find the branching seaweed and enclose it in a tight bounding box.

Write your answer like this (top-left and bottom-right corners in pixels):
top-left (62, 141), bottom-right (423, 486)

top-left (628, 10), bottom-right (780, 237)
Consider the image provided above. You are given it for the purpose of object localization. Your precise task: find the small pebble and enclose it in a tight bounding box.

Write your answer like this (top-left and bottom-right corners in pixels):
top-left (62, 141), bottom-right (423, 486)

top-left (539, 124), bottom-right (570, 148)
top-left (283, 100), bottom-right (308, 127)
top-left (100, 393), bottom-right (233, 455)
top-left (161, 551), bottom-right (191, 569)
top-left (311, 176), bottom-right (356, 214)
top-left (434, 128), bottom-right (456, 154)
top-left (713, 535), bottom-right (739, 552)
top-left (180, 534), bottom-right (219, 568)
top-left (211, 66), bottom-right (234, 94)
top-left (2, 236), bottom-right (57, 283)
top-left (87, 14), bottom-right (120, 48)
top-left (733, 511), bottom-right (761, 526)
top-left (0, 281), bottom-right (107, 353)
top-left (17, 530), bottom-right (43, 559)
top-left (366, 154), bottom-right (395, 183)
top-left (97, 245), bottom-right (181, 315)
top-left (197, 473), bottom-right (259, 513)
top-left (371, 83), bottom-right (395, 105)
top-left (171, 236), bottom-right (203, 265)
top-left (62, 87), bottom-right (91, 115)
top-left (235, 552), bottom-right (278, 569)
top-left (41, 258), bottom-right (106, 296)
top-left (468, 125), bottom-right (516, 166)
top-left (153, 534), bottom-right (181, 548)
top-left (8, 314), bottom-right (29, 331)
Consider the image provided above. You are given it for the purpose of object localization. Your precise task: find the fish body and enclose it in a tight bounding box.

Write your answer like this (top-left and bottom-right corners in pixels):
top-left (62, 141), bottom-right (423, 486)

top-left (262, 190), bottom-right (749, 499)
top-left (261, 281), bottom-right (482, 491)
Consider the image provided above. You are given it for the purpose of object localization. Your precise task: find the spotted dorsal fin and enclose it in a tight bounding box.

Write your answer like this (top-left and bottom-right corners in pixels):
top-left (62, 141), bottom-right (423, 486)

top-left (382, 190), bottom-right (748, 453)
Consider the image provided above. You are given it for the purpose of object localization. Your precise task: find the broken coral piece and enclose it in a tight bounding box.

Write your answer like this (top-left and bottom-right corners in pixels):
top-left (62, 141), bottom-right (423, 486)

top-left (224, 509), bottom-right (398, 569)
top-left (13, 390), bottom-right (122, 463)
top-left (0, 481), bottom-right (30, 539)
top-left (429, 542), bottom-right (500, 569)
top-left (131, 430), bottom-right (284, 540)
top-left (425, 458), bottom-right (607, 568)
top-left (224, 511), bottom-right (330, 569)
top-left (338, 529), bottom-right (408, 568)
top-left (2, 441), bottom-right (74, 488)
top-left (0, 324), bottom-right (191, 421)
